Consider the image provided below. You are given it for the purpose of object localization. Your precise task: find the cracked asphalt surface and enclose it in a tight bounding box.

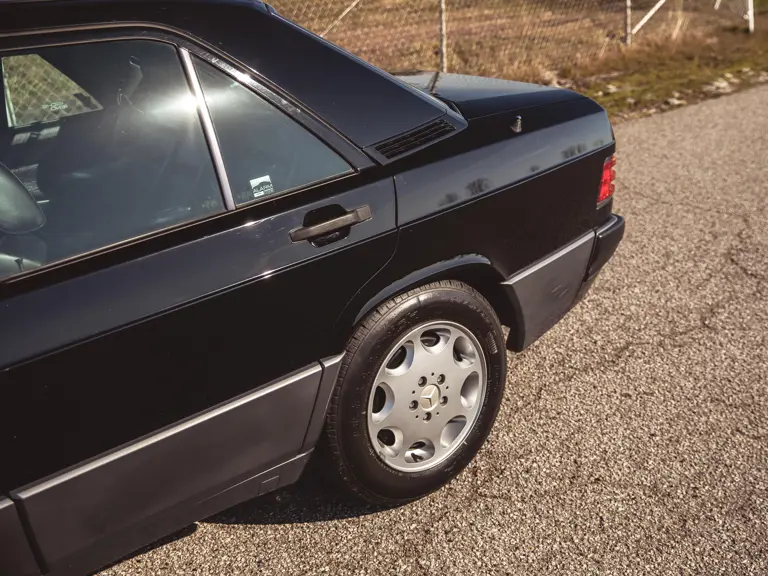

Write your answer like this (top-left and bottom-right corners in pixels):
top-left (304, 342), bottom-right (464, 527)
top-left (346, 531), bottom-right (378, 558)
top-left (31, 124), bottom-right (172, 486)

top-left (101, 87), bottom-right (768, 576)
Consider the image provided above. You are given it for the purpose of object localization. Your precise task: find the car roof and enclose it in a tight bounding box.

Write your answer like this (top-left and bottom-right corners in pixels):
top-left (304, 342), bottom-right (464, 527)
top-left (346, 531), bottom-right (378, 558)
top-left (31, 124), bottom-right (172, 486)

top-left (0, 0), bottom-right (446, 148)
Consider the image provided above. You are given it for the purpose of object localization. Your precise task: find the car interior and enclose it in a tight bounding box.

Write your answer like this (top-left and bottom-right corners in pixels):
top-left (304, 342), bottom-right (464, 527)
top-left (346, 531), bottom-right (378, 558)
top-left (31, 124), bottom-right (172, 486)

top-left (0, 41), bottom-right (223, 280)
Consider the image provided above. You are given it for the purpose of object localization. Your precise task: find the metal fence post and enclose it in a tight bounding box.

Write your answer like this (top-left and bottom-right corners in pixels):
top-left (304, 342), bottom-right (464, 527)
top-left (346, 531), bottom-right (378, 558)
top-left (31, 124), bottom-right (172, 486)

top-left (320, 0), bottom-right (364, 38)
top-left (439, 0), bottom-right (448, 72)
top-left (625, 0), bottom-right (632, 44)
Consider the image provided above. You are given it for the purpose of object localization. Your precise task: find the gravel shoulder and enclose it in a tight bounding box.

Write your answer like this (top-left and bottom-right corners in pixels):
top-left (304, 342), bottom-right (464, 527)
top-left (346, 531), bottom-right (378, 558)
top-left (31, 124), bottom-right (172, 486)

top-left (101, 87), bottom-right (768, 576)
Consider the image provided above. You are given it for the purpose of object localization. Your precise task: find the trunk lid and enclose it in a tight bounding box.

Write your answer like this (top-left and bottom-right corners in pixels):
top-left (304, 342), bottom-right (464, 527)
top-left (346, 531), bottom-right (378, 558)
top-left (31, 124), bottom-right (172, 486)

top-left (396, 72), bottom-right (585, 119)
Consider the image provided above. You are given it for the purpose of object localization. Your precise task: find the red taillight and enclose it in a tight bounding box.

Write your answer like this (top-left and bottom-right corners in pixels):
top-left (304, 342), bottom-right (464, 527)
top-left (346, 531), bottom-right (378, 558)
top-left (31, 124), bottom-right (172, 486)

top-left (598, 155), bottom-right (616, 205)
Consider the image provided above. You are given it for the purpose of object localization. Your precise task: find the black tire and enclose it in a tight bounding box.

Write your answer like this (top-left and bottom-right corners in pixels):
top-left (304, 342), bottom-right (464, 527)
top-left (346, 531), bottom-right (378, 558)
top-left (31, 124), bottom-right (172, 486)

top-left (323, 280), bottom-right (507, 505)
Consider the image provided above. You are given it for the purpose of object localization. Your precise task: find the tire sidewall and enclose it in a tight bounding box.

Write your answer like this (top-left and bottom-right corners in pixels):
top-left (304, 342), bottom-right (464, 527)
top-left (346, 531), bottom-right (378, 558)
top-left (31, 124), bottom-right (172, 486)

top-left (337, 285), bottom-right (506, 502)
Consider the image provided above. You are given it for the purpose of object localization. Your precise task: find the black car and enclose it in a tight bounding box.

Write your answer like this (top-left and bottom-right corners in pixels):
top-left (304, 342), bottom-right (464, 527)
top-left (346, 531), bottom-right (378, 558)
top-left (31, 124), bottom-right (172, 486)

top-left (0, 1), bottom-right (624, 575)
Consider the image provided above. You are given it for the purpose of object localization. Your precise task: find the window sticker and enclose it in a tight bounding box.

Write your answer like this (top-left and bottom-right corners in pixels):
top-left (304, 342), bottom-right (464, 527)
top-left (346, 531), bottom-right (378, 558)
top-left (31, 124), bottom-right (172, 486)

top-left (250, 175), bottom-right (274, 198)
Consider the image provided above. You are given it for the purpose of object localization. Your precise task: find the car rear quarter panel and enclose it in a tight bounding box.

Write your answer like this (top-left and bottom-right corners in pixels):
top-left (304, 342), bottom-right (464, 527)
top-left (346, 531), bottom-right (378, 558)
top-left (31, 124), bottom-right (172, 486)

top-left (336, 100), bottom-right (615, 335)
top-left (396, 105), bottom-right (614, 235)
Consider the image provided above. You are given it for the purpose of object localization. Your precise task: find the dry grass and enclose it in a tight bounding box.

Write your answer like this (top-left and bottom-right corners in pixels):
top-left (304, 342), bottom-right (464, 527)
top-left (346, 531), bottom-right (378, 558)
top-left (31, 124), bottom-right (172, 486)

top-left (567, 14), bottom-right (768, 119)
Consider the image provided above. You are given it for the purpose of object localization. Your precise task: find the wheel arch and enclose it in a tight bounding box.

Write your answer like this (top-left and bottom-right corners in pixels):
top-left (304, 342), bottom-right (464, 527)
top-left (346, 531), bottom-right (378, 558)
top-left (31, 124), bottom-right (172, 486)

top-left (333, 255), bottom-right (519, 349)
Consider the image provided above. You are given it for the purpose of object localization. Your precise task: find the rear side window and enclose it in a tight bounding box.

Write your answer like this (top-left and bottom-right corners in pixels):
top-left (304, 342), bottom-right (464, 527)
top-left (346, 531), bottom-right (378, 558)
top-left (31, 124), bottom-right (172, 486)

top-left (192, 58), bottom-right (351, 206)
top-left (0, 40), bottom-right (224, 280)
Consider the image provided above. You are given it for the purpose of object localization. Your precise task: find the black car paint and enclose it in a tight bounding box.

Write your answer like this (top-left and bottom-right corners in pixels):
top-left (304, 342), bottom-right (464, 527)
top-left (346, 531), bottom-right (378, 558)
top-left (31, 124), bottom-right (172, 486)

top-left (397, 71), bottom-right (585, 119)
top-left (337, 147), bottom-right (615, 353)
top-left (395, 104), bottom-right (613, 225)
top-left (12, 361), bottom-right (339, 574)
top-left (1, 177), bottom-right (397, 492)
top-left (0, 498), bottom-right (39, 576)
top-left (0, 1), bottom-right (621, 574)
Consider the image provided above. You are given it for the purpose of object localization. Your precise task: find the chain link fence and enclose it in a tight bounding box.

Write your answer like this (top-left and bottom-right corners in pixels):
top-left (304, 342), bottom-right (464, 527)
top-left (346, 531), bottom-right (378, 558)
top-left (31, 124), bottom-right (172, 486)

top-left (2, 54), bottom-right (101, 127)
top-left (271, 0), bottom-right (752, 77)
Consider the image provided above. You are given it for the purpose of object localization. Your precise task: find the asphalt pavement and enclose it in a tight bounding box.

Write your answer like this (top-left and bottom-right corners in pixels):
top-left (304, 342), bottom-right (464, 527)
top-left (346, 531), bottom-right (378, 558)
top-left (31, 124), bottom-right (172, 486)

top-left (101, 86), bottom-right (768, 576)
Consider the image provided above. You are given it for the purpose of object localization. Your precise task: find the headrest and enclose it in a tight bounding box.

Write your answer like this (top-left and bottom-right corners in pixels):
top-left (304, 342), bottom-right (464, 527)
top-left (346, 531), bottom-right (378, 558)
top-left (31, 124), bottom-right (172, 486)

top-left (0, 162), bottom-right (45, 234)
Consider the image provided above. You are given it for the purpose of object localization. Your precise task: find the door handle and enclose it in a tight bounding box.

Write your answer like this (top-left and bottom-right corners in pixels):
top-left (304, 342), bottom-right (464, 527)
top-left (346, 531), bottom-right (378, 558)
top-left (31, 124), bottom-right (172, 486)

top-left (290, 205), bottom-right (372, 243)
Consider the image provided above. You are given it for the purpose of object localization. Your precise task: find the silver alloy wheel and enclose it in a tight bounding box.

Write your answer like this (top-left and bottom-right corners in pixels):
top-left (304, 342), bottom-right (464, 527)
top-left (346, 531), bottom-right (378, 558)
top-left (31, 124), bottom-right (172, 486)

top-left (367, 320), bottom-right (487, 472)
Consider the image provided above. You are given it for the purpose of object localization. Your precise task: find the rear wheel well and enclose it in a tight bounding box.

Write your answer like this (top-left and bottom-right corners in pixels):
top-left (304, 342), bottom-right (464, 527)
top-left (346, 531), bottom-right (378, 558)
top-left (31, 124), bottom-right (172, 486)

top-left (335, 264), bottom-right (519, 354)
top-left (448, 267), bottom-right (517, 332)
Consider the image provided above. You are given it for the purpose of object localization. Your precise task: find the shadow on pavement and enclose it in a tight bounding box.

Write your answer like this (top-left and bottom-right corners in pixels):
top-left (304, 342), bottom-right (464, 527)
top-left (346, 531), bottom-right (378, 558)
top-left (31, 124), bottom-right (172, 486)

top-left (96, 523), bottom-right (198, 573)
top-left (100, 458), bottom-right (386, 571)
top-left (206, 456), bottom-right (390, 526)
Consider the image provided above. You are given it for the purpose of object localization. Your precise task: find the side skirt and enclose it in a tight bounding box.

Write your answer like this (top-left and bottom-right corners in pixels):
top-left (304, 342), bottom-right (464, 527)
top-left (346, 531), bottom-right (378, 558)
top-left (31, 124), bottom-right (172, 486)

top-left (9, 355), bottom-right (343, 576)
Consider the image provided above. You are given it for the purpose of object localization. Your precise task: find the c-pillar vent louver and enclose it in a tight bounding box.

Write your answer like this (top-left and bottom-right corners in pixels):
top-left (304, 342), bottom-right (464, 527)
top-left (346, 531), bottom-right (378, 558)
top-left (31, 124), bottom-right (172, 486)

top-left (373, 118), bottom-right (456, 160)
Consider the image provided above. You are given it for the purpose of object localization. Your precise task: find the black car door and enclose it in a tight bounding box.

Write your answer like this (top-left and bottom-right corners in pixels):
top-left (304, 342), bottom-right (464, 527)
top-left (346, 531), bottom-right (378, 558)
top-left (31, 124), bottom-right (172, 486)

top-left (0, 34), bottom-right (395, 573)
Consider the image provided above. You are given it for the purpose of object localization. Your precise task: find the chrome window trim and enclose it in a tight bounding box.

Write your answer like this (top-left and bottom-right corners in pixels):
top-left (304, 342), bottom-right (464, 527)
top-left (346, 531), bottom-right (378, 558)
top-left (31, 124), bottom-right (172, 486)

top-left (187, 55), bottom-right (356, 210)
top-left (0, 28), bottom-right (369, 292)
top-left (0, 23), bottom-right (374, 170)
top-left (0, 39), bottom-right (231, 286)
top-left (179, 47), bottom-right (235, 211)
